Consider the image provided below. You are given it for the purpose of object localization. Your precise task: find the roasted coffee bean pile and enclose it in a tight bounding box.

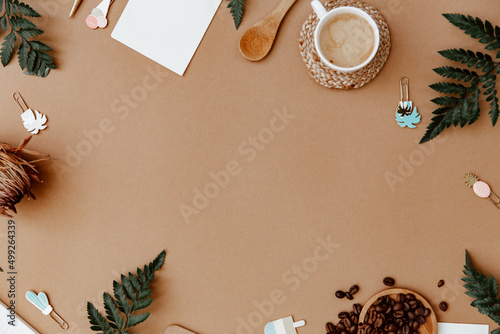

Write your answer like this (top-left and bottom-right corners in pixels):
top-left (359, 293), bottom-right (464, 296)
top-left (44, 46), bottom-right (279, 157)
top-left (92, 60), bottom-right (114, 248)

top-left (325, 294), bottom-right (431, 334)
top-left (359, 294), bottom-right (431, 334)
top-left (325, 303), bottom-right (362, 334)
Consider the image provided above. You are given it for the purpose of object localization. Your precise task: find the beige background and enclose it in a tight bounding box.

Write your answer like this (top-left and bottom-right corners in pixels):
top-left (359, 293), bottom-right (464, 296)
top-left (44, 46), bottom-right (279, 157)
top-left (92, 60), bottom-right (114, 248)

top-left (1, 0), bottom-right (500, 333)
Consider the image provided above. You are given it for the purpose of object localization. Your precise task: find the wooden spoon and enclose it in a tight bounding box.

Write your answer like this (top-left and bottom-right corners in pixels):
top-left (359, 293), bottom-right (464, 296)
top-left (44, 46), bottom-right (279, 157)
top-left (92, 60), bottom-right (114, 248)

top-left (359, 288), bottom-right (438, 334)
top-left (239, 0), bottom-right (297, 61)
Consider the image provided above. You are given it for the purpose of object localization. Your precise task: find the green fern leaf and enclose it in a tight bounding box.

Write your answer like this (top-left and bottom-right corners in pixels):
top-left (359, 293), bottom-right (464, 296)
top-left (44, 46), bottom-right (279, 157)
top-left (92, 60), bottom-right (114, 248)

top-left (121, 275), bottom-right (137, 302)
top-left (128, 273), bottom-right (142, 293)
top-left (419, 112), bottom-right (453, 143)
top-left (87, 302), bottom-right (112, 332)
top-left (10, 16), bottom-right (36, 30)
top-left (468, 86), bottom-right (481, 124)
top-left (430, 82), bottom-right (467, 95)
top-left (29, 40), bottom-right (52, 51)
top-left (104, 293), bottom-right (125, 330)
top-left (17, 38), bottom-right (28, 69)
top-left (463, 250), bottom-right (500, 328)
top-left (0, 16), bottom-right (7, 31)
top-left (17, 27), bottom-right (43, 39)
top-left (431, 96), bottom-right (459, 106)
top-left (443, 14), bottom-right (500, 50)
top-left (125, 313), bottom-right (150, 328)
top-left (150, 250), bottom-right (166, 272)
top-left (132, 297), bottom-right (153, 311)
top-left (88, 251), bottom-right (166, 333)
top-left (9, 0), bottom-right (40, 17)
top-left (137, 288), bottom-right (152, 300)
top-left (137, 268), bottom-right (147, 285)
top-left (0, 1), bottom-right (55, 77)
top-left (434, 66), bottom-right (479, 82)
top-left (227, 0), bottom-right (244, 29)
top-left (1, 31), bottom-right (16, 66)
top-left (113, 280), bottom-right (130, 315)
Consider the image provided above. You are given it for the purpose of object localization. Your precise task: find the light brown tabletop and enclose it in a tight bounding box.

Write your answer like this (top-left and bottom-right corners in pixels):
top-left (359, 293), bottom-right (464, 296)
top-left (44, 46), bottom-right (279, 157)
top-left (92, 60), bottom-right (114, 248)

top-left (0, 0), bottom-right (499, 333)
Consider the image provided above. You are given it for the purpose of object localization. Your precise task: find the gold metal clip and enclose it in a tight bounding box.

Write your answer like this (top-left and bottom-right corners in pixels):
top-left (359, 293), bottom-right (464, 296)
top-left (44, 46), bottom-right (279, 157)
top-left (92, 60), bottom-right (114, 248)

top-left (400, 77), bottom-right (409, 102)
top-left (12, 92), bottom-right (29, 112)
top-left (49, 310), bottom-right (69, 331)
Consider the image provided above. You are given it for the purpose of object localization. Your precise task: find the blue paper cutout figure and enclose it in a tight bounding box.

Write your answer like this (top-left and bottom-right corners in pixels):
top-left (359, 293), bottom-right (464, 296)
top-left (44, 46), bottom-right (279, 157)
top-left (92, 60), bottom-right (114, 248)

top-left (395, 101), bottom-right (421, 128)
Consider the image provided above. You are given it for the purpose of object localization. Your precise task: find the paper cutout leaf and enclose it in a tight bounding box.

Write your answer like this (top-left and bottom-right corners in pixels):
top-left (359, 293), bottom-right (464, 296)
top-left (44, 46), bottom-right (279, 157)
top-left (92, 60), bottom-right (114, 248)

top-left (395, 106), bottom-right (421, 128)
top-left (21, 109), bottom-right (47, 134)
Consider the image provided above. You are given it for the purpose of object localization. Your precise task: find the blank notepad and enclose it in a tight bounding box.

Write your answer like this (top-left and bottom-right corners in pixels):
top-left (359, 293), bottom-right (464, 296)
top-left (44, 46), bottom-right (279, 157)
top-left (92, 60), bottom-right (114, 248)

top-left (438, 323), bottom-right (489, 334)
top-left (0, 300), bottom-right (39, 334)
top-left (112, 0), bottom-right (222, 76)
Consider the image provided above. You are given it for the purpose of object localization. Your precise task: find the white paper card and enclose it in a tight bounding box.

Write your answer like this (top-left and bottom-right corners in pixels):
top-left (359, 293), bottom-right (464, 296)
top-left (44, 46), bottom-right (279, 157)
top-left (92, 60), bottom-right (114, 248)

top-left (438, 322), bottom-right (489, 334)
top-left (111, 0), bottom-right (222, 76)
top-left (0, 300), bottom-right (39, 333)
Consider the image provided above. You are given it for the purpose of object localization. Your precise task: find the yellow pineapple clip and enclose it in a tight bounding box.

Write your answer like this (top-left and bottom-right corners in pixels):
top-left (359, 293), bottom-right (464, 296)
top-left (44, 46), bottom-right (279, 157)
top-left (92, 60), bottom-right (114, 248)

top-left (464, 173), bottom-right (500, 209)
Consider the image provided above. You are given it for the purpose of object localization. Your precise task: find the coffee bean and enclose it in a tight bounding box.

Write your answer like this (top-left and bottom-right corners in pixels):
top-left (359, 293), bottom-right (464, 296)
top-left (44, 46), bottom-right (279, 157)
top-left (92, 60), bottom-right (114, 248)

top-left (339, 312), bottom-right (350, 319)
top-left (438, 280), bottom-right (445, 288)
top-left (336, 291), bottom-right (346, 299)
top-left (423, 308), bottom-right (431, 317)
top-left (393, 302), bottom-right (403, 311)
top-left (349, 325), bottom-right (357, 334)
top-left (406, 294), bottom-right (416, 301)
top-left (345, 292), bottom-right (354, 300)
top-left (393, 310), bottom-right (404, 318)
top-left (417, 316), bottom-right (426, 325)
top-left (326, 322), bottom-right (335, 332)
top-left (415, 308), bottom-right (424, 316)
top-left (387, 323), bottom-right (399, 332)
top-left (383, 277), bottom-right (395, 286)
top-left (353, 303), bottom-right (362, 315)
top-left (439, 301), bottom-right (448, 312)
top-left (349, 285), bottom-right (360, 295)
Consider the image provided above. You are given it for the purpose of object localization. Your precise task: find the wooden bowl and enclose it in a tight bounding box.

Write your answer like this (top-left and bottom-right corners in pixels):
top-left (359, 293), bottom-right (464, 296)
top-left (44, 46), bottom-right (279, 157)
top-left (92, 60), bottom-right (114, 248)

top-left (359, 288), bottom-right (438, 334)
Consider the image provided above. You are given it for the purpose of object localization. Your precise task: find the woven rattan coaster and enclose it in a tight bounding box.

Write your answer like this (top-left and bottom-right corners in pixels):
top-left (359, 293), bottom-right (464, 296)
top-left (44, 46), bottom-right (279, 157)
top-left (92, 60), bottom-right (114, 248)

top-left (298, 0), bottom-right (391, 89)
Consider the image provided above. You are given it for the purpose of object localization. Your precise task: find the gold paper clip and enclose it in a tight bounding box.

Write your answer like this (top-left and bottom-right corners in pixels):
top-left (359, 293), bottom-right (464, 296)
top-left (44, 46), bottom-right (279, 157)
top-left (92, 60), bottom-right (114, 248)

top-left (400, 77), bottom-right (409, 102)
top-left (12, 92), bottom-right (29, 112)
top-left (49, 309), bottom-right (69, 330)
top-left (464, 173), bottom-right (500, 209)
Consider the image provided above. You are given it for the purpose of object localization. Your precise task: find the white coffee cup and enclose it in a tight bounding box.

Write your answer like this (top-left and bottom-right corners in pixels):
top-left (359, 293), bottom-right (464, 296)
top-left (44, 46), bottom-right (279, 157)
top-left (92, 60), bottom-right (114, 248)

top-left (310, 0), bottom-right (380, 73)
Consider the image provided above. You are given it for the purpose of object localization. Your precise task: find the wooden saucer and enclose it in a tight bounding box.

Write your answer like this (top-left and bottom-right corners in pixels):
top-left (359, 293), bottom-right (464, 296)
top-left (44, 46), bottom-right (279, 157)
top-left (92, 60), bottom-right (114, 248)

top-left (359, 288), bottom-right (438, 334)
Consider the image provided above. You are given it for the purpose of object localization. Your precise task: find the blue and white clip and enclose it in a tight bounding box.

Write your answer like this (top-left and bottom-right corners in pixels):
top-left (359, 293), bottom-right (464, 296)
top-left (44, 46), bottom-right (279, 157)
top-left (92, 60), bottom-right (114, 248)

top-left (395, 77), bottom-right (421, 128)
top-left (26, 291), bottom-right (69, 330)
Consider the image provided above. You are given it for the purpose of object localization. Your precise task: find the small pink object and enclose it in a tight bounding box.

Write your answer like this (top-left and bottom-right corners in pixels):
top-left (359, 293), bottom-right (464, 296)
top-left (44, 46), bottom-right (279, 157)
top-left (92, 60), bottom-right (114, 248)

top-left (97, 16), bottom-right (108, 28)
top-left (473, 181), bottom-right (491, 198)
top-left (86, 15), bottom-right (98, 29)
top-left (464, 173), bottom-right (500, 209)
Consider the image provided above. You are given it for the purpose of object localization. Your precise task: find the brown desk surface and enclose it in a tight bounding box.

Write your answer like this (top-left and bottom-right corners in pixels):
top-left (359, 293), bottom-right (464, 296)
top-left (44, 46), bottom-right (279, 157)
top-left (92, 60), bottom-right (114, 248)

top-left (0, 0), bottom-right (499, 333)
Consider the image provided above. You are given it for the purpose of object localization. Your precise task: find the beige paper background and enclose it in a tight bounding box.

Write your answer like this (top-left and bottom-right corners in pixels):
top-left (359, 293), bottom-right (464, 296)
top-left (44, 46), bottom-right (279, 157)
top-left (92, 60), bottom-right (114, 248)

top-left (1, 0), bottom-right (500, 333)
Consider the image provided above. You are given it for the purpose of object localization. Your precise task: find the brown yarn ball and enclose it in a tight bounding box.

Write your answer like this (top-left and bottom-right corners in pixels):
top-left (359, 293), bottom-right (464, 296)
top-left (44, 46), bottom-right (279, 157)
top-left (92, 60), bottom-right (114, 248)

top-left (0, 136), bottom-right (50, 217)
